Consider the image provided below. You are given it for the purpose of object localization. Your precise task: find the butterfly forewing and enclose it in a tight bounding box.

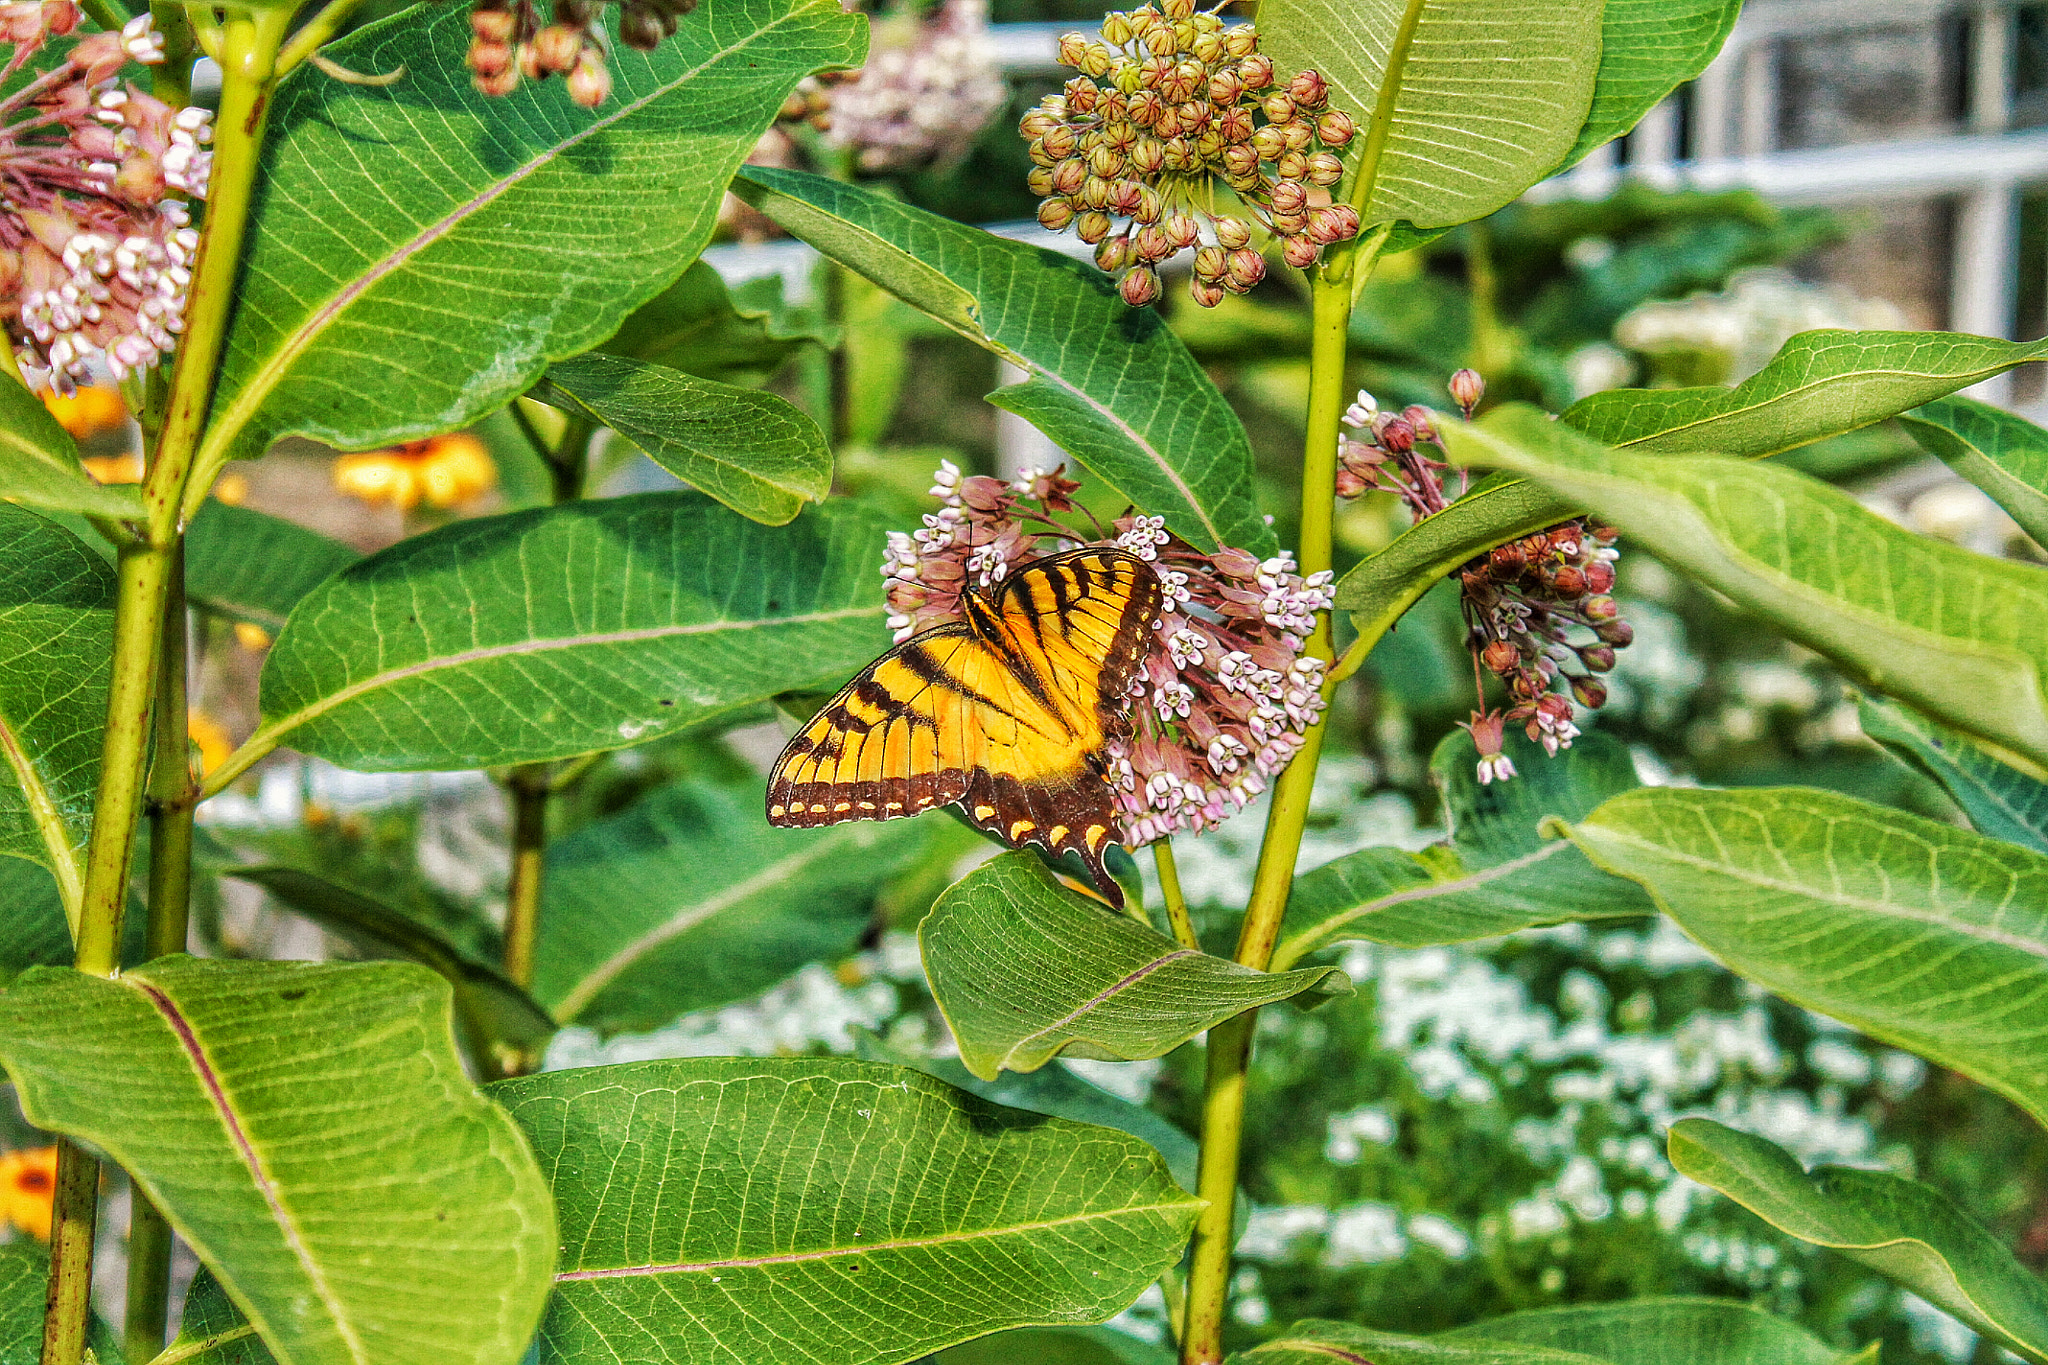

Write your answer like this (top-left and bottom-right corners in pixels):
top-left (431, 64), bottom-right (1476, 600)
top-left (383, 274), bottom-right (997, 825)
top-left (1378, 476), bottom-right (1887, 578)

top-left (766, 547), bottom-right (1163, 904)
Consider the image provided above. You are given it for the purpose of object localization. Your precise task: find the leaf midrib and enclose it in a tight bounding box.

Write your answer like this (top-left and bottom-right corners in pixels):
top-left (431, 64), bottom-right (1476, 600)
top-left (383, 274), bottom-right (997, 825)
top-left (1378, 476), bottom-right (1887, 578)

top-left (1614, 347), bottom-right (2048, 452)
top-left (130, 976), bottom-right (366, 1365)
top-left (259, 602), bottom-right (880, 745)
top-left (1580, 818), bottom-right (2048, 960)
top-left (1277, 841), bottom-right (1570, 969)
top-left (554, 1200), bottom-right (1197, 1280)
top-left (549, 829), bottom-right (861, 1021)
top-left (0, 702), bottom-right (82, 923)
top-left (195, 4), bottom-right (824, 475)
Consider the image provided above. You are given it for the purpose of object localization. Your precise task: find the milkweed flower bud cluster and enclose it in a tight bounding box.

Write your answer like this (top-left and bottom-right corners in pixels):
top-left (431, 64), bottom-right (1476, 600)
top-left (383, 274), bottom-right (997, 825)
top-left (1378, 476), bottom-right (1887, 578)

top-left (468, 0), bottom-right (698, 106)
top-left (1021, 0), bottom-right (1359, 307)
top-left (781, 0), bottom-right (1003, 173)
top-left (883, 458), bottom-right (1333, 843)
top-left (0, 10), bottom-right (211, 390)
top-left (1339, 370), bottom-right (1632, 782)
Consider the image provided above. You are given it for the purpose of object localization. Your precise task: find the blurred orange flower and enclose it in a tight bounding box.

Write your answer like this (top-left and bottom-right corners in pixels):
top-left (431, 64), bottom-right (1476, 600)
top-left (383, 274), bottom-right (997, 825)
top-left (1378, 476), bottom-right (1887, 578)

top-left (43, 385), bottom-right (126, 440)
top-left (187, 709), bottom-right (233, 777)
top-left (333, 434), bottom-right (495, 511)
top-left (80, 453), bottom-right (142, 484)
top-left (232, 622), bottom-right (271, 651)
top-left (0, 1146), bottom-right (57, 1241)
top-left (211, 472), bottom-right (250, 505)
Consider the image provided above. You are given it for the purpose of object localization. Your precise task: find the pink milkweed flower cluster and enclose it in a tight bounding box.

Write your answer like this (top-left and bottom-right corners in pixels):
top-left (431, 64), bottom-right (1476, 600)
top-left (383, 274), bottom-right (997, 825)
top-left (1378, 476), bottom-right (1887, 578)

top-left (0, 7), bottom-right (211, 390)
top-left (823, 0), bottom-right (1006, 174)
top-left (883, 459), bottom-right (1333, 845)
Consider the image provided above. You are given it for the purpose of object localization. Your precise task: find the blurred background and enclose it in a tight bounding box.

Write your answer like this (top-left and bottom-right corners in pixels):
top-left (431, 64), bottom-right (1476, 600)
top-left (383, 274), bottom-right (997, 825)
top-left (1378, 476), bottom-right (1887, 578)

top-left (12, 3), bottom-right (2048, 1362)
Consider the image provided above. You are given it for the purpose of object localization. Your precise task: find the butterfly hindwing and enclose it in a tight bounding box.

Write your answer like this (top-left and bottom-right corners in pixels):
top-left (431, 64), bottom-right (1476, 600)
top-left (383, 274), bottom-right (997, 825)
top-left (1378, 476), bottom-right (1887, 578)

top-left (766, 547), bottom-right (1163, 905)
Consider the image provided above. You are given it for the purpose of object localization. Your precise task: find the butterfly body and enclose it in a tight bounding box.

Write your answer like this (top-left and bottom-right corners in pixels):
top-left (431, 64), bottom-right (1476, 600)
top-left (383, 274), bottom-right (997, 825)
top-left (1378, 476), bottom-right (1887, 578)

top-left (767, 547), bottom-right (1164, 905)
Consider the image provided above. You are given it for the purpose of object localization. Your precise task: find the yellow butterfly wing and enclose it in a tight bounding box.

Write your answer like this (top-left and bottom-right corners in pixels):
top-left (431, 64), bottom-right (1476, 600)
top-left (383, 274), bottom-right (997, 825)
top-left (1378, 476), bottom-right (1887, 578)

top-left (766, 547), bottom-right (1163, 904)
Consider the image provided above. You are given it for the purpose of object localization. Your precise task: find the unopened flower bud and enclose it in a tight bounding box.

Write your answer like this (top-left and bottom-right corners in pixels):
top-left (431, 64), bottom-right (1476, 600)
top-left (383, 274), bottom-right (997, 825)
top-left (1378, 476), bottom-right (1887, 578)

top-left (1281, 119), bottom-right (1315, 151)
top-left (1218, 106), bottom-right (1255, 143)
top-left (1268, 179), bottom-right (1308, 214)
top-left (1080, 175), bottom-right (1114, 209)
top-left (1582, 594), bottom-right (1619, 622)
top-left (1262, 91), bottom-right (1296, 123)
top-left (1191, 30), bottom-right (1223, 63)
top-left (1209, 68), bottom-right (1244, 104)
top-left (1320, 203), bottom-right (1360, 241)
top-left (1057, 31), bottom-right (1090, 66)
top-left (1101, 11), bottom-right (1133, 45)
top-left (1222, 143), bottom-right (1262, 178)
top-left (1578, 645), bottom-right (1616, 673)
top-left (1335, 466), bottom-right (1369, 498)
top-left (1051, 158), bottom-right (1087, 196)
top-left (1250, 124), bottom-right (1288, 160)
top-left (566, 49), bottom-right (611, 105)
top-left (620, 4), bottom-right (664, 49)
top-left (1592, 524), bottom-right (1620, 545)
top-left (1162, 0), bottom-right (1194, 19)
top-left (468, 38), bottom-right (513, 76)
top-left (1088, 145), bottom-right (1124, 177)
top-left (533, 23), bottom-right (583, 73)
top-left (1569, 676), bottom-right (1608, 709)
top-left (1550, 564), bottom-right (1586, 595)
top-left (1306, 150), bottom-right (1345, 186)
top-left (1215, 216), bottom-right (1252, 250)
top-left (1134, 224), bottom-right (1173, 262)
top-left (472, 7), bottom-right (516, 41)
top-left (1076, 210), bottom-right (1113, 243)
top-left (1133, 185), bottom-right (1164, 223)
top-left (473, 61), bottom-right (520, 95)
top-left (1027, 166), bottom-right (1056, 196)
top-left (1129, 137), bottom-right (1166, 175)
top-left (1165, 212), bottom-right (1200, 249)
top-left (1120, 265), bottom-right (1161, 307)
top-left (1379, 417), bottom-right (1415, 453)
top-left (1096, 234), bottom-right (1133, 271)
top-left (1481, 639), bottom-right (1520, 674)
top-left (1400, 405), bottom-right (1437, 442)
top-left (1275, 149), bottom-right (1310, 181)
top-left (1448, 368), bottom-right (1485, 413)
top-left (1080, 44), bottom-right (1113, 78)
top-left (1316, 109), bottom-right (1355, 145)
top-left (1236, 50), bottom-right (1272, 84)
top-left (1280, 233), bottom-right (1318, 268)
top-left (1489, 542), bottom-right (1525, 571)
top-left (1225, 246), bottom-right (1266, 291)
top-left (1595, 619), bottom-right (1633, 647)
top-left (1038, 198), bottom-right (1076, 231)
top-left (1288, 70), bottom-right (1328, 108)
top-left (1193, 244), bottom-right (1226, 280)
top-left (1041, 123), bottom-right (1078, 159)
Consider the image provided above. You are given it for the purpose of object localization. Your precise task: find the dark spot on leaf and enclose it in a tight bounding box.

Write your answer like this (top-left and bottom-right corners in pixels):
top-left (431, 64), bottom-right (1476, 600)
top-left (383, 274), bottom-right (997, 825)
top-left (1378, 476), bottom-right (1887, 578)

top-left (280, 988), bottom-right (309, 1001)
top-left (767, 600), bottom-right (781, 611)
top-left (844, 1262), bottom-right (860, 1272)
top-left (659, 699), bottom-right (673, 707)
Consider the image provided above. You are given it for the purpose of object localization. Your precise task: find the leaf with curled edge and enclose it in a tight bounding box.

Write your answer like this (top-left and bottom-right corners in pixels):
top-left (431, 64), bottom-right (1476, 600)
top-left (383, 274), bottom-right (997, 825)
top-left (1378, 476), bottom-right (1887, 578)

top-left (922, 852), bottom-right (1350, 1080)
top-left (1562, 785), bottom-right (2048, 1130)
top-left (0, 377), bottom-right (139, 520)
top-left (192, 0), bottom-right (863, 491)
top-left (491, 1056), bottom-right (1203, 1365)
top-left (1899, 395), bottom-right (2048, 549)
top-left (1444, 404), bottom-right (2048, 773)
top-left (0, 956), bottom-right (555, 1365)
top-left (731, 167), bottom-right (1271, 556)
top-left (1670, 1118), bottom-right (2048, 1364)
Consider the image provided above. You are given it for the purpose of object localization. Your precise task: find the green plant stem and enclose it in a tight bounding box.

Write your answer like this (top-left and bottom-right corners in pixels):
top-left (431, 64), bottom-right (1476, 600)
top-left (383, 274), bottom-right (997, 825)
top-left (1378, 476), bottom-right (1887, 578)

top-left (501, 764), bottom-right (550, 992)
top-left (39, 1139), bottom-right (99, 1365)
top-left (149, 0), bottom-right (193, 107)
top-left (45, 18), bottom-right (290, 1365)
top-left (77, 0), bottom-right (123, 35)
top-left (1180, 265), bottom-right (1359, 1365)
top-left (1155, 840), bottom-right (1197, 949)
top-left (126, 549), bottom-right (194, 1364)
top-left (276, 0), bottom-right (364, 74)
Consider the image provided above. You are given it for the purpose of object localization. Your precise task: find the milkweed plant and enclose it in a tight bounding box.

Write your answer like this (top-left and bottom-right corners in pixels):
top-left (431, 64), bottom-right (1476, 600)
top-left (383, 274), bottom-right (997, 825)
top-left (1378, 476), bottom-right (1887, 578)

top-left (3, 1), bottom-right (2048, 1363)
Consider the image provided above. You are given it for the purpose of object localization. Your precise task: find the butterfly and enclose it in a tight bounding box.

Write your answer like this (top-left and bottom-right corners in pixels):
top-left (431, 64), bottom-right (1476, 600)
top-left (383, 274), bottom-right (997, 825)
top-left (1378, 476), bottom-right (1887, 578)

top-left (766, 547), bottom-right (1165, 907)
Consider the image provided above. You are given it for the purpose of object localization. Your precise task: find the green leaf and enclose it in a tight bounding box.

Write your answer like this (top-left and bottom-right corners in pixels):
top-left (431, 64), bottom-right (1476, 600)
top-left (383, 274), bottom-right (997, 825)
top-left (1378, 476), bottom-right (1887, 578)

top-left (0, 377), bottom-right (140, 520)
top-left (533, 779), bottom-right (929, 1033)
top-left (1276, 730), bottom-right (1651, 965)
top-left (1446, 405), bottom-right (2048, 774)
top-left (854, 1030), bottom-right (1200, 1193)
top-left (491, 1057), bottom-right (1203, 1365)
top-left (1563, 785), bottom-right (2048, 1129)
top-left (1563, 330), bottom-right (2048, 457)
top-left (1331, 472), bottom-right (1575, 624)
top-left (161, 1269), bottom-right (271, 1365)
top-left (537, 353), bottom-right (830, 525)
top-left (196, 0), bottom-right (864, 474)
top-left (731, 167), bottom-right (1272, 555)
top-left (938, 1326), bottom-right (1174, 1365)
top-left (1233, 1321), bottom-right (1603, 1365)
top-left (0, 857), bottom-right (145, 982)
top-left (1435, 1298), bottom-right (1860, 1365)
top-left (227, 865), bottom-right (557, 1051)
top-left (1235, 1302), bottom-right (1864, 1365)
top-left (1260, 0), bottom-right (1602, 230)
top-left (1670, 1117), bottom-right (2048, 1364)
top-left (1859, 695), bottom-right (2048, 855)
top-left (1561, 1), bottom-right (1741, 167)
top-left (0, 1244), bottom-right (122, 1365)
top-left (0, 956), bottom-right (555, 1365)
top-left (0, 505), bottom-right (114, 912)
top-left (257, 493), bottom-right (889, 771)
top-left (1899, 395), bottom-right (2048, 548)
top-left (922, 852), bottom-right (1350, 1080)
top-left (599, 260), bottom-right (835, 386)
top-left (185, 502), bottom-right (361, 633)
